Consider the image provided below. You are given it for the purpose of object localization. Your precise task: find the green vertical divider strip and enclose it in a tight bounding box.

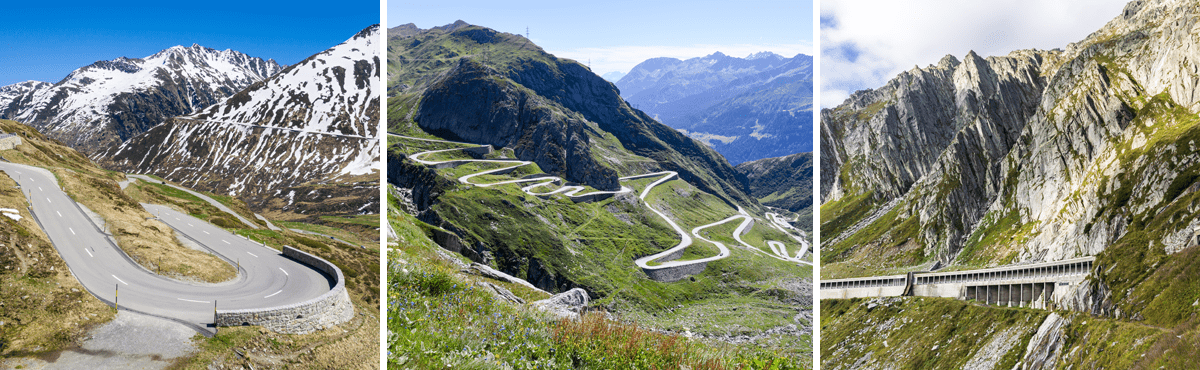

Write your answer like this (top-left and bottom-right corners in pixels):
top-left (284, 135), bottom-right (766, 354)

top-left (811, 0), bottom-right (820, 367)
top-left (379, 1), bottom-right (388, 367)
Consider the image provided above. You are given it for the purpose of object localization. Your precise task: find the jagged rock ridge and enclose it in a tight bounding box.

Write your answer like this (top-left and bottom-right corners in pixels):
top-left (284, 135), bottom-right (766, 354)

top-left (823, 0), bottom-right (1200, 278)
top-left (99, 25), bottom-right (381, 217)
top-left (0, 45), bottom-right (281, 153)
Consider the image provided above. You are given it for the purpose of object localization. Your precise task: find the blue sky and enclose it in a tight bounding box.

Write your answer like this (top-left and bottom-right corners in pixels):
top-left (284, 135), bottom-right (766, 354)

top-left (0, 1), bottom-right (379, 86)
top-left (387, 0), bottom-right (813, 77)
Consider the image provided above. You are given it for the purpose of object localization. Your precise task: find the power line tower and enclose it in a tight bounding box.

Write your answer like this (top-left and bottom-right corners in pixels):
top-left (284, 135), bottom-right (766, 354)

top-left (526, 27), bottom-right (530, 39)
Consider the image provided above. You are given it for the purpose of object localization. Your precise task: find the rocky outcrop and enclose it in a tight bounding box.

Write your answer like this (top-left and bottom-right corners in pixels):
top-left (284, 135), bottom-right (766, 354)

top-left (531, 288), bottom-right (590, 320)
top-left (824, 0), bottom-right (1200, 276)
top-left (417, 59), bottom-right (620, 190)
top-left (1015, 313), bottom-right (1069, 370)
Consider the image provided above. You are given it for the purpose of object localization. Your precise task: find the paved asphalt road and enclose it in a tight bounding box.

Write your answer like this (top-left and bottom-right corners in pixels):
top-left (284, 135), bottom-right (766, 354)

top-left (127, 174), bottom-right (261, 229)
top-left (1, 162), bottom-right (332, 329)
top-left (392, 133), bottom-right (810, 273)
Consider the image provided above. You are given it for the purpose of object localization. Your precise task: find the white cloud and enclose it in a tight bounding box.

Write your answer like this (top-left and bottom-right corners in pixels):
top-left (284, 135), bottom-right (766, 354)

top-left (547, 42), bottom-right (813, 77)
top-left (821, 0), bottom-right (1129, 108)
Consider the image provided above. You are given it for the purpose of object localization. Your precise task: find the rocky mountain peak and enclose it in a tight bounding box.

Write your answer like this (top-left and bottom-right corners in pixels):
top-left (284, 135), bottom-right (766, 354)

top-left (100, 25), bottom-right (381, 216)
top-left (746, 51), bottom-right (784, 60)
top-left (0, 42), bottom-right (282, 153)
top-left (823, 0), bottom-right (1200, 277)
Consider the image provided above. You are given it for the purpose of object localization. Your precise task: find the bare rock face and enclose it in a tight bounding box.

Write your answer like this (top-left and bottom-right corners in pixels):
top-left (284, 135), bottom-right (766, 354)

top-left (416, 59), bottom-right (620, 190)
top-left (1015, 313), bottom-right (1069, 370)
top-left (531, 288), bottom-right (590, 320)
top-left (824, 0), bottom-right (1200, 274)
top-left (823, 49), bottom-right (1052, 262)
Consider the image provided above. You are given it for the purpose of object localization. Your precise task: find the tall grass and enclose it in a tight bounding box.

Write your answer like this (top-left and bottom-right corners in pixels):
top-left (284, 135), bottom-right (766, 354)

top-left (387, 251), bottom-right (806, 369)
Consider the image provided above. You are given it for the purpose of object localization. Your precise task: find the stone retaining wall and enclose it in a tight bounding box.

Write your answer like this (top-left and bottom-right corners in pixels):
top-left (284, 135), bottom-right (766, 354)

top-left (642, 261), bottom-right (708, 282)
top-left (0, 134), bottom-right (21, 150)
top-left (215, 246), bottom-right (354, 334)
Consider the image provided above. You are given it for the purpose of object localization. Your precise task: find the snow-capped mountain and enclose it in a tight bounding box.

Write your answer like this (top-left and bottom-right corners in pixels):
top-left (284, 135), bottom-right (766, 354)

top-left (187, 24), bottom-right (379, 138)
top-left (100, 25), bottom-right (381, 217)
top-left (0, 45), bottom-right (281, 153)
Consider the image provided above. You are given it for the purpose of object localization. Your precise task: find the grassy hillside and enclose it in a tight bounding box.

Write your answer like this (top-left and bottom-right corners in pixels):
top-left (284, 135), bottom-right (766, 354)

top-left (735, 153), bottom-right (814, 233)
top-left (822, 297), bottom-right (1200, 369)
top-left (0, 119), bottom-right (236, 283)
top-left (389, 199), bottom-right (807, 369)
top-left (388, 23), bottom-right (757, 210)
top-left (0, 119), bottom-right (379, 368)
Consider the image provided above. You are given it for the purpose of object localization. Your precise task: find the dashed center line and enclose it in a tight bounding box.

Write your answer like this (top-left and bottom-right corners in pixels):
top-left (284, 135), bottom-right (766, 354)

top-left (69, 227), bottom-right (75, 235)
top-left (203, 230), bottom-right (210, 234)
top-left (222, 240), bottom-right (230, 244)
top-left (278, 268), bottom-right (288, 276)
top-left (187, 223), bottom-right (193, 227)
top-left (85, 248), bottom-right (93, 257)
top-left (38, 187), bottom-right (42, 191)
top-left (264, 290), bottom-right (283, 298)
top-left (177, 298), bottom-right (210, 303)
top-left (45, 197), bottom-right (50, 203)
top-left (56, 210), bottom-right (61, 217)
top-left (247, 252), bottom-right (258, 258)
top-left (112, 275), bottom-right (128, 285)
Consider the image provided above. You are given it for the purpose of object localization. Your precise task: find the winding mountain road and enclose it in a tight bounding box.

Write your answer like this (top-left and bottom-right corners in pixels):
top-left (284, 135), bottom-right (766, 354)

top-left (391, 133), bottom-right (811, 279)
top-left (1, 162), bottom-right (334, 333)
top-left (127, 174), bottom-right (261, 229)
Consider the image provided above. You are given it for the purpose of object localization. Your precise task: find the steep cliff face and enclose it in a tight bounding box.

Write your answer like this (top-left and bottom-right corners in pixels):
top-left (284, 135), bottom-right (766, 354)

top-left (824, 0), bottom-right (1200, 328)
top-left (823, 50), bottom-right (1052, 268)
top-left (0, 45), bottom-right (280, 153)
top-left (830, 0), bottom-right (1200, 269)
top-left (417, 59), bottom-right (619, 190)
top-left (100, 25), bottom-right (380, 217)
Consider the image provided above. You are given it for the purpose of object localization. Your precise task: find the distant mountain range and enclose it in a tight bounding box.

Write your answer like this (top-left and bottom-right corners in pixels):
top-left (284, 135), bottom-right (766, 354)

top-left (601, 71), bottom-right (626, 82)
top-left (0, 45), bottom-right (281, 153)
top-left (615, 51), bottom-right (813, 164)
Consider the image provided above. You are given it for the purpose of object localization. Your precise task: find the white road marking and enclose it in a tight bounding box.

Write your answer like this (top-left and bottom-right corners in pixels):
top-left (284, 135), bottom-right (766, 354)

top-left (45, 197), bottom-right (50, 203)
top-left (203, 230), bottom-right (210, 234)
top-left (177, 298), bottom-right (210, 303)
top-left (222, 240), bottom-right (230, 244)
top-left (187, 223), bottom-right (193, 227)
top-left (85, 248), bottom-right (93, 257)
top-left (69, 227), bottom-right (75, 235)
top-left (278, 267), bottom-right (288, 276)
top-left (264, 290), bottom-right (283, 298)
top-left (112, 275), bottom-right (128, 285)
top-left (247, 252), bottom-right (258, 258)
top-left (38, 187), bottom-right (42, 191)
top-left (56, 210), bottom-right (61, 217)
